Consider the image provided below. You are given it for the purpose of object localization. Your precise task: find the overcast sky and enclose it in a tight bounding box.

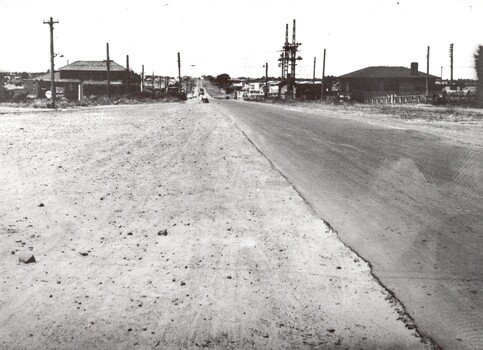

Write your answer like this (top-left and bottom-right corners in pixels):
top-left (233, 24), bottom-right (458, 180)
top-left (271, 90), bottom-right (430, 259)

top-left (1, 0), bottom-right (481, 79)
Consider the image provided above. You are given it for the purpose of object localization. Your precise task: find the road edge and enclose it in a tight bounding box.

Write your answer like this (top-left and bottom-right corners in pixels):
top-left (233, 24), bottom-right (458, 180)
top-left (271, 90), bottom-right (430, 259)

top-left (220, 106), bottom-right (441, 350)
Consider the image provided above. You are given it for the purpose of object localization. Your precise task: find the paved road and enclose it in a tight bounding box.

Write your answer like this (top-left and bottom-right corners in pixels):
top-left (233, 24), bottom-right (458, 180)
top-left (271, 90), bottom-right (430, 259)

top-left (217, 100), bottom-right (483, 349)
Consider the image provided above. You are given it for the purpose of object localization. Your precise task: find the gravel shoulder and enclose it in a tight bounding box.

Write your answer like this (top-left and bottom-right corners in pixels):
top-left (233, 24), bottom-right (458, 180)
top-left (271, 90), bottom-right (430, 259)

top-left (264, 102), bottom-right (483, 149)
top-left (0, 101), bottom-right (433, 349)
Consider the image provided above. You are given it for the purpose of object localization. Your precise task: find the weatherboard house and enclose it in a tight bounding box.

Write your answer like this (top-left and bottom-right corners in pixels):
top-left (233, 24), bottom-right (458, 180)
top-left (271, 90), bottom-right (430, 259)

top-left (338, 62), bottom-right (439, 101)
top-left (25, 60), bottom-right (135, 100)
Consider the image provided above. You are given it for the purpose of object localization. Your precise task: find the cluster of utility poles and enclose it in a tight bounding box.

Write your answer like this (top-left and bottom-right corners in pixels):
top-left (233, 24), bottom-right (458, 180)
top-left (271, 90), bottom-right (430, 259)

top-left (278, 20), bottom-right (302, 97)
top-left (276, 19), bottom-right (329, 102)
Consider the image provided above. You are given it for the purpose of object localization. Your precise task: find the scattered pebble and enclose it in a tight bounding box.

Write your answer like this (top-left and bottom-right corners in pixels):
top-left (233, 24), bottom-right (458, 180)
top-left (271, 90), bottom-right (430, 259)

top-left (18, 255), bottom-right (36, 264)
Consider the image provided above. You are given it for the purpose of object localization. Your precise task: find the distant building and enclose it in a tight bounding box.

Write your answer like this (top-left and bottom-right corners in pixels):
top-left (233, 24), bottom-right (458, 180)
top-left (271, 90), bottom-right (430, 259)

top-left (277, 79), bottom-right (335, 100)
top-left (338, 63), bottom-right (439, 101)
top-left (24, 60), bottom-right (138, 100)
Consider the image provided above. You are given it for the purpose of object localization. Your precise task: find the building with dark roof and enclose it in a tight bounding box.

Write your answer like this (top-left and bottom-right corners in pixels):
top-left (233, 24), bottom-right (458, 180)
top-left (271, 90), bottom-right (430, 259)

top-left (24, 60), bottom-right (138, 100)
top-left (338, 63), bottom-right (440, 101)
top-left (59, 60), bottom-right (126, 81)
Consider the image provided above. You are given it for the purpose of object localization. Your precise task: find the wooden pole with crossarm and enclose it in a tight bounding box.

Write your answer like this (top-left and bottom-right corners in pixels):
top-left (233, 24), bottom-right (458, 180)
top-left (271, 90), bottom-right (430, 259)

top-left (43, 17), bottom-right (59, 108)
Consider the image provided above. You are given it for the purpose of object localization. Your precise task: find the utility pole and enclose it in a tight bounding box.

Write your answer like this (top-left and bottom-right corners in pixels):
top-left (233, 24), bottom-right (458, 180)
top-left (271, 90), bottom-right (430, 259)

top-left (289, 19), bottom-right (296, 94)
top-left (449, 43), bottom-right (454, 84)
top-left (43, 17), bottom-right (58, 108)
top-left (106, 43), bottom-right (111, 98)
top-left (279, 52), bottom-right (285, 78)
top-left (426, 46), bottom-right (430, 99)
top-left (141, 64), bottom-right (144, 92)
top-left (313, 57), bottom-right (316, 84)
top-left (321, 48), bottom-right (326, 101)
top-left (126, 55), bottom-right (130, 95)
top-left (177, 52), bottom-right (181, 92)
top-left (278, 24), bottom-right (289, 79)
top-left (441, 66), bottom-right (443, 81)
top-left (284, 23), bottom-right (288, 79)
top-left (265, 62), bottom-right (268, 98)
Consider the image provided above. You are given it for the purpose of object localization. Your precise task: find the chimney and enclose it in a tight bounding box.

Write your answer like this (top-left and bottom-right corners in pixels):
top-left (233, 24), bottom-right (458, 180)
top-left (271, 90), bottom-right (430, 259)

top-left (410, 62), bottom-right (419, 76)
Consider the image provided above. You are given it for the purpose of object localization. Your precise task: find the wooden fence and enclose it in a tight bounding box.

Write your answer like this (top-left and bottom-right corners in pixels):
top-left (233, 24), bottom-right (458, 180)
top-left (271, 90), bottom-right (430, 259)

top-left (368, 94), bottom-right (427, 104)
top-left (368, 93), bottom-right (476, 105)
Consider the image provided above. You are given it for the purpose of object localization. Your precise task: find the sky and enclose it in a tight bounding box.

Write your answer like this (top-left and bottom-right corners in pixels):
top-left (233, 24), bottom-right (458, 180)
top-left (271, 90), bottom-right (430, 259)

top-left (1, 0), bottom-right (481, 79)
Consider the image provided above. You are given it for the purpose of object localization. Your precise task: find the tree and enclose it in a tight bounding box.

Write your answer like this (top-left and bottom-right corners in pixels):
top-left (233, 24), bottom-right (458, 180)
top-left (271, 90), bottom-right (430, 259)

top-left (475, 45), bottom-right (483, 107)
top-left (215, 74), bottom-right (231, 87)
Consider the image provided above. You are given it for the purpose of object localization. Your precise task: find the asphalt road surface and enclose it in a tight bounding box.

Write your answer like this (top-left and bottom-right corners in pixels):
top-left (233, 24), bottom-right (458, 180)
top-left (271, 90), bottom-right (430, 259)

top-left (217, 100), bottom-right (482, 349)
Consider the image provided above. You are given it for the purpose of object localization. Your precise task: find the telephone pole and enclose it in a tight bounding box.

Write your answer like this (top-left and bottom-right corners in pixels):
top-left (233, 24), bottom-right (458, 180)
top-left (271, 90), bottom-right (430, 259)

top-left (265, 62), bottom-right (268, 98)
top-left (141, 64), bottom-right (144, 92)
top-left (177, 52), bottom-right (182, 92)
top-left (313, 57), bottom-right (316, 84)
top-left (43, 17), bottom-right (59, 108)
top-left (106, 43), bottom-right (111, 98)
top-left (426, 46), bottom-right (430, 99)
top-left (126, 55), bottom-right (130, 95)
top-left (278, 24), bottom-right (289, 79)
top-left (320, 48), bottom-right (326, 101)
top-left (449, 43), bottom-right (454, 84)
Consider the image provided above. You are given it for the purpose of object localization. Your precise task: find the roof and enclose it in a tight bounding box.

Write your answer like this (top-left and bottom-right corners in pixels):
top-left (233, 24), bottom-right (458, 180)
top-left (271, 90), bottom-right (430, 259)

top-left (59, 60), bottom-right (126, 72)
top-left (32, 72), bottom-right (61, 81)
top-left (28, 72), bottom-right (123, 84)
top-left (339, 66), bottom-right (439, 79)
top-left (28, 72), bottom-right (80, 83)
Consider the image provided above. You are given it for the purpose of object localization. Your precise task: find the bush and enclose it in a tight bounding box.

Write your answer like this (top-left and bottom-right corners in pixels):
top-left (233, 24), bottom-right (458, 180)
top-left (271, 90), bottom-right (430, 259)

top-left (164, 90), bottom-right (187, 101)
top-left (132, 90), bottom-right (155, 99)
